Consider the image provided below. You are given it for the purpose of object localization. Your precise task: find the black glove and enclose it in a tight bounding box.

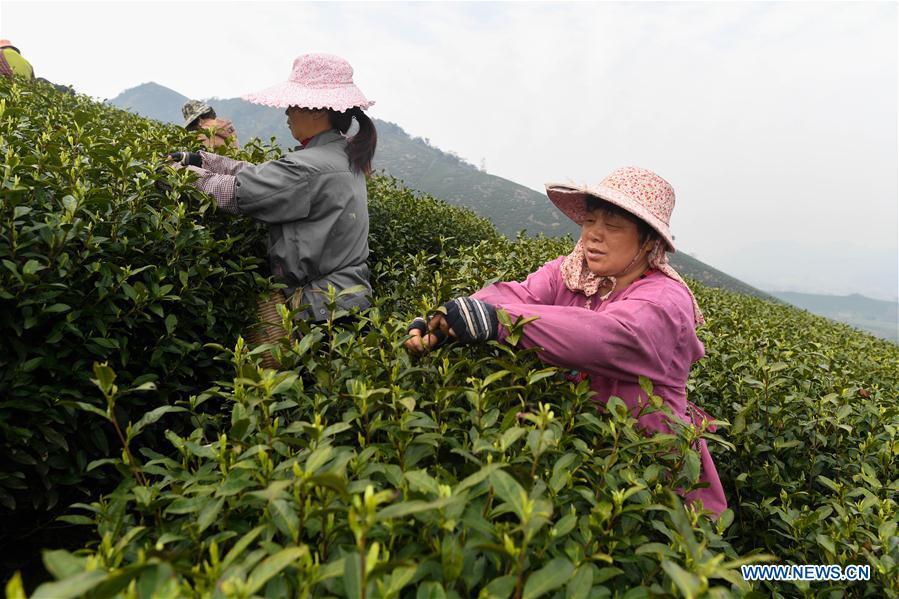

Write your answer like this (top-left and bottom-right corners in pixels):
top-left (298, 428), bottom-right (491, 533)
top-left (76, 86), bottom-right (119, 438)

top-left (441, 297), bottom-right (499, 344)
top-left (154, 178), bottom-right (173, 193)
top-left (152, 163), bottom-right (174, 193)
top-left (167, 152), bottom-right (202, 167)
top-left (407, 317), bottom-right (447, 349)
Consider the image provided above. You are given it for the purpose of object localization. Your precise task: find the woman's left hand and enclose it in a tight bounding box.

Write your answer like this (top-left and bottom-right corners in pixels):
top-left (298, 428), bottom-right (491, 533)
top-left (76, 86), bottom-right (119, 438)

top-left (167, 152), bottom-right (202, 167)
top-left (218, 121), bottom-right (236, 138)
top-left (404, 297), bottom-right (498, 354)
top-left (404, 316), bottom-right (451, 354)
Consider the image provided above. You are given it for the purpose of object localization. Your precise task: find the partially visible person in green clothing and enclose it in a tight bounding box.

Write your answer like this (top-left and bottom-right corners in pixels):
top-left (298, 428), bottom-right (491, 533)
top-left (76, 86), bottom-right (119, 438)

top-left (0, 40), bottom-right (35, 80)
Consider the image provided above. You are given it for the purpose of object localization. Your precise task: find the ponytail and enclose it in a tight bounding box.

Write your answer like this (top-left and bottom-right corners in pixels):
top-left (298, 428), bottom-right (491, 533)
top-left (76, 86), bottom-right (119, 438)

top-left (329, 107), bottom-right (378, 176)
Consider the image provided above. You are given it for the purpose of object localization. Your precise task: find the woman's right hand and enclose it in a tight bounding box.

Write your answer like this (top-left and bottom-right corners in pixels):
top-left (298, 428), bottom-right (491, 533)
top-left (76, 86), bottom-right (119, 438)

top-left (217, 120), bottom-right (236, 138)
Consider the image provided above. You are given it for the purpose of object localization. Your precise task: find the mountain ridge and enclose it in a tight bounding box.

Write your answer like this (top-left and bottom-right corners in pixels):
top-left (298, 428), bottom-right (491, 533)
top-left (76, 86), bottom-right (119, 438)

top-left (115, 83), bottom-right (891, 324)
top-left (771, 291), bottom-right (898, 342)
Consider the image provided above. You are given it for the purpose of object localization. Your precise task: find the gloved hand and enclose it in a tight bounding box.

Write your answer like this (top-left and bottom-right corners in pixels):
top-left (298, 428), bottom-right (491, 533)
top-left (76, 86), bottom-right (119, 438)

top-left (167, 152), bottom-right (203, 167)
top-left (406, 317), bottom-right (447, 352)
top-left (153, 163), bottom-right (174, 193)
top-left (154, 178), bottom-right (173, 193)
top-left (404, 297), bottom-right (498, 354)
top-left (440, 296), bottom-right (499, 344)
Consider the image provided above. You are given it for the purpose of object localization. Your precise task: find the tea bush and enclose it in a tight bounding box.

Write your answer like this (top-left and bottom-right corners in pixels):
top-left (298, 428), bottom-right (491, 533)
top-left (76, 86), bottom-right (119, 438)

top-left (3, 78), bottom-right (898, 597)
top-left (8, 301), bottom-right (757, 599)
top-left (367, 174), bottom-right (502, 266)
top-left (690, 286), bottom-right (899, 596)
top-left (0, 79), bottom-right (274, 535)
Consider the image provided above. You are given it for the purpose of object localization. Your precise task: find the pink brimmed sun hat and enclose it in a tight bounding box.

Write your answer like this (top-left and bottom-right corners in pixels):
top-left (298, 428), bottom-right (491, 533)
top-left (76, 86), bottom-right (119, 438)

top-left (242, 53), bottom-right (374, 112)
top-left (546, 166), bottom-right (677, 252)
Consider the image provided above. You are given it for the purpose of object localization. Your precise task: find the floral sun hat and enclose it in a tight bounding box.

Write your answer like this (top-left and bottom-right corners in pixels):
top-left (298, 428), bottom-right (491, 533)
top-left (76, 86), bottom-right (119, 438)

top-left (242, 53), bottom-right (374, 112)
top-left (546, 166), bottom-right (677, 252)
top-left (547, 167), bottom-right (705, 325)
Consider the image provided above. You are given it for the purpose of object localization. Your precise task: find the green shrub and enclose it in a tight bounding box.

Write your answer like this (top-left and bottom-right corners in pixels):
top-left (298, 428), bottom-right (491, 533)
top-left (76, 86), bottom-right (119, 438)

top-left (367, 174), bottom-right (503, 267)
top-left (3, 78), bottom-right (899, 598)
top-left (690, 285), bottom-right (899, 595)
top-left (9, 297), bottom-right (755, 598)
top-left (0, 80), bottom-right (272, 520)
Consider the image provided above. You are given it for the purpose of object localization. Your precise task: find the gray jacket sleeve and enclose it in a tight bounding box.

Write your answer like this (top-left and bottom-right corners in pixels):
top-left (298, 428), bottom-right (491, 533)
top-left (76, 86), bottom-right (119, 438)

top-left (234, 158), bottom-right (314, 224)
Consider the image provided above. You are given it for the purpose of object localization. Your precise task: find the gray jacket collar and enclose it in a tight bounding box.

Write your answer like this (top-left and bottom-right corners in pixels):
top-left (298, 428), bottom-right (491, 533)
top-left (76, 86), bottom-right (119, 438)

top-left (304, 129), bottom-right (344, 149)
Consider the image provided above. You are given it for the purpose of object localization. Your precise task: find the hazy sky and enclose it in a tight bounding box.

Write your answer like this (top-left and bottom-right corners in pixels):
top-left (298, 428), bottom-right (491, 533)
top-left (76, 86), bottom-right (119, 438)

top-left (3, 1), bottom-right (897, 300)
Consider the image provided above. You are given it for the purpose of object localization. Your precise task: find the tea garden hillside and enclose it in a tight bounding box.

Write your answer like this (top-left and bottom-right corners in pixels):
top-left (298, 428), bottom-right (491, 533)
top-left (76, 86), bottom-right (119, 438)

top-left (112, 82), bottom-right (899, 343)
top-left (109, 82), bottom-right (777, 303)
top-left (2, 79), bottom-right (898, 597)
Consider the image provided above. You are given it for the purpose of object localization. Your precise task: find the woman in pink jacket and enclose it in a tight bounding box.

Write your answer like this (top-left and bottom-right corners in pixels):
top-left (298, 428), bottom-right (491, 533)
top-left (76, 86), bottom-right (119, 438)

top-left (406, 166), bottom-right (726, 516)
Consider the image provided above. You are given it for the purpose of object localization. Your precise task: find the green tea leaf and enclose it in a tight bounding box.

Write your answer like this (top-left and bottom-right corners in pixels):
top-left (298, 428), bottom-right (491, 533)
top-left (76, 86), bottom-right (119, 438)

top-left (269, 499), bottom-right (299, 538)
top-left (221, 526), bottom-right (264, 571)
top-left (416, 581), bottom-right (447, 599)
top-left (246, 546), bottom-right (308, 594)
top-left (130, 405), bottom-right (186, 439)
top-left (489, 469), bottom-right (526, 520)
top-left (565, 565), bottom-right (593, 599)
top-left (42, 550), bottom-right (88, 581)
top-left (32, 571), bottom-right (107, 599)
top-left (344, 552), bottom-right (363, 599)
top-left (483, 575), bottom-right (516, 599)
top-left (661, 560), bottom-right (701, 599)
top-left (197, 497), bottom-right (224, 533)
top-left (522, 557), bottom-right (574, 599)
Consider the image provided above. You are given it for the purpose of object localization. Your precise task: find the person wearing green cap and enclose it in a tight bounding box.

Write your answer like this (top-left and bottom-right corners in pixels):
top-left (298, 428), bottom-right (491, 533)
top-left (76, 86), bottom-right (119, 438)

top-left (0, 40), bottom-right (34, 81)
top-left (181, 99), bottom-right (239, 150)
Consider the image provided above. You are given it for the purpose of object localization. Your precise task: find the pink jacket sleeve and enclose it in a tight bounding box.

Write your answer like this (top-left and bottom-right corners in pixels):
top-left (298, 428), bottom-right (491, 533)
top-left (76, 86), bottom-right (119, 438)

top-left (493, 298), bottom-right (688, 383)
top-left (471, 257), bottom-right (563, 306)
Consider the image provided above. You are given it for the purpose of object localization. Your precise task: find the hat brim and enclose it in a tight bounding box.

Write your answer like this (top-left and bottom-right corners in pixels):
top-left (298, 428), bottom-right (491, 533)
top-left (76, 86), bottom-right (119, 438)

top-left (545, 183), bottom-right (676, 252)
top-left (242, 81), bottom-right (375, 111)
top-left (184, 109), bottom-right (214, 128)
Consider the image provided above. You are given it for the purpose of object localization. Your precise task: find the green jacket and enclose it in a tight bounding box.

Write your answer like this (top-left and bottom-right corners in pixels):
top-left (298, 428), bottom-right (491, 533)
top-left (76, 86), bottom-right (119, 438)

top-left (0, 47), bottom-right (34, 80)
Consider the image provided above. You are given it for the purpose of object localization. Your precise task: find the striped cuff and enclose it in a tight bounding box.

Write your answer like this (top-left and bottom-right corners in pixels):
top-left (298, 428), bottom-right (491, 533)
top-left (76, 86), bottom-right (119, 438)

top-left (185, 166), bottom-right (240, 214)
top-left (0, 53), bottom-right (14, 79)
top-left (199, 151), bottom-right (253, 176)
top-left (442, 297), bottom-right (499, 344)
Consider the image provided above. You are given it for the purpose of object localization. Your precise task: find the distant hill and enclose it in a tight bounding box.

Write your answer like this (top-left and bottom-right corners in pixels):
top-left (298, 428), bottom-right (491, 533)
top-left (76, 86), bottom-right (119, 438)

top-left (108, 82), bottom-right (188, 123)
top-left (108, 82), bottom-right (773, 301)
top-left (668, 253), bottom-right (775, 301)
top-left (772, 291), bottom-right (898, 343)
top-left (109, 83), bottom-right (572, 240)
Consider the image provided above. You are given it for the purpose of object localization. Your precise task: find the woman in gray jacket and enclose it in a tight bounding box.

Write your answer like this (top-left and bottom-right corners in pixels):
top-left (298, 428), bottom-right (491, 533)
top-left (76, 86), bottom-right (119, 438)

top-left (170, 54), bottom-right (377, 335)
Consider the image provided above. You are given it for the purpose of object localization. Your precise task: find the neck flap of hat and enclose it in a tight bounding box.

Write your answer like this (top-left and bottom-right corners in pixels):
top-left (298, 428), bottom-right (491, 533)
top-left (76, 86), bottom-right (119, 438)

top-left (560, 239), bottom-right (705, 326)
